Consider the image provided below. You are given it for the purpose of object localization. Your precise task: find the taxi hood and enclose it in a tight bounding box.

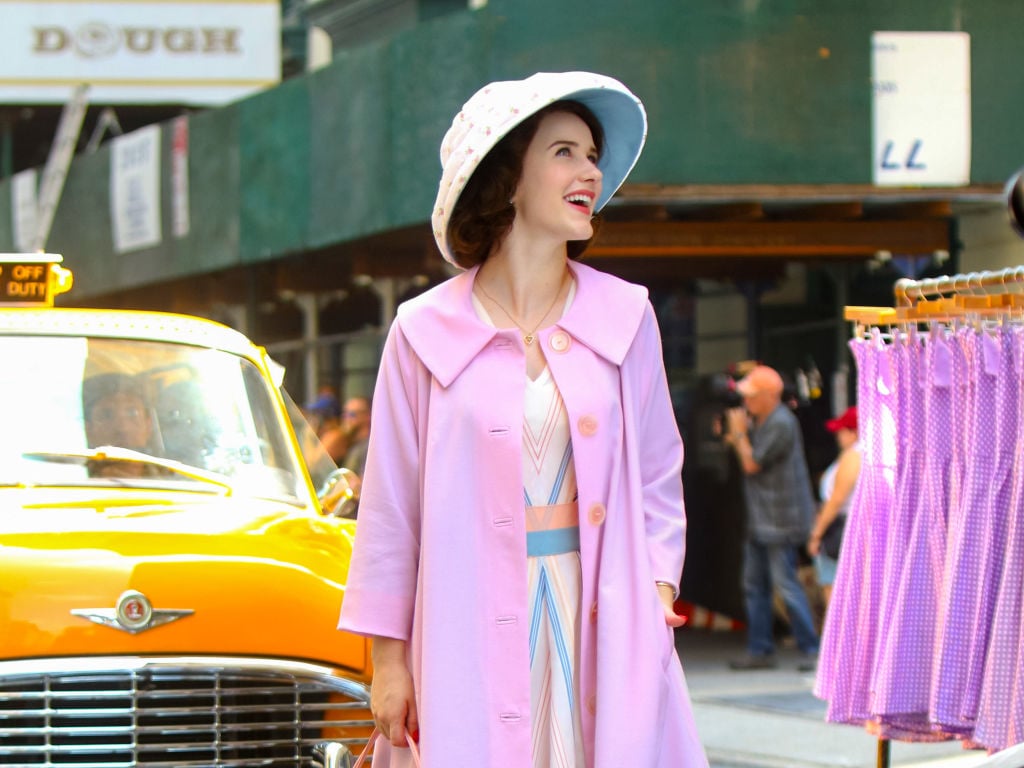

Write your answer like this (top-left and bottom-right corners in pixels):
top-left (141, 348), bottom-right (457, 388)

top-left (0, 490), bottom-right (366, 673)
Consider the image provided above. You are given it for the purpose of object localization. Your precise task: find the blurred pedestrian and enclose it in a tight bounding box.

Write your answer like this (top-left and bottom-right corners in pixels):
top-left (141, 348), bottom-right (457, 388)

top-left (807, 405), bottom-right (860, 609)
top-left (304, 390), bottom-right (348, 464)
top-left (339, 395), bottom-right (371, 476)
top-left (338, 71), bottom-right (707, 766)
top-left (724, 364), bottom-right (819, 671)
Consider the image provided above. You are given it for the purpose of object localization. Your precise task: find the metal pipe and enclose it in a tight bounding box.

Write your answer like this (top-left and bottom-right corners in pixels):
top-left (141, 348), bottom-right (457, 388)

top-left (877, 737), bottom-right (890, 768)
top-left (894, 265), bottom-right (1024, 305)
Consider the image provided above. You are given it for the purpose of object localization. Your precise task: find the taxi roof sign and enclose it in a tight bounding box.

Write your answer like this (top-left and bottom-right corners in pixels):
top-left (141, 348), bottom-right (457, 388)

top-left (0, 253), bottom-right (73, 307)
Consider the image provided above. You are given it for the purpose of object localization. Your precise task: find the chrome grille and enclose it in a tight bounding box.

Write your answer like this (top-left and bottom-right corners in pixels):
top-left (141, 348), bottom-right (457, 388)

top-left (0, 657), bottom-right (373, 767)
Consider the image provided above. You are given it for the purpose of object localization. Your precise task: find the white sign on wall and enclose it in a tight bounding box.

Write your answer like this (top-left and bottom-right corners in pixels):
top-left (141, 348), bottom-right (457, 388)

top-left (0, 0), bottom-right (280, 105)
top-left (171, 116), bottom-right (190, 239)
top-left (11, 169), bottom-right (38, 253)
top-left (872, 31), bottom-right (971, 186)
top-left (111, 125), bottom-right (162, 253)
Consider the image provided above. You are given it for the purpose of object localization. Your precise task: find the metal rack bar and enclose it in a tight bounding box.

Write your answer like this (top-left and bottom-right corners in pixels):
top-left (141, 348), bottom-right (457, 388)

top-left (894, 266), bottom-right (1024, 306)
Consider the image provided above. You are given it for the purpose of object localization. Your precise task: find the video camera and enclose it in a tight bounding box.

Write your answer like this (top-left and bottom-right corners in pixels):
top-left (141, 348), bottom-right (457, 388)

top-left (707, 371), bottom-right (744, 410)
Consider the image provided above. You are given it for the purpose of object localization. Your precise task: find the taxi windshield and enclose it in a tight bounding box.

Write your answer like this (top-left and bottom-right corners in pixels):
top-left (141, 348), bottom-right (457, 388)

top-left (0, 335), bottom-right (305, 501)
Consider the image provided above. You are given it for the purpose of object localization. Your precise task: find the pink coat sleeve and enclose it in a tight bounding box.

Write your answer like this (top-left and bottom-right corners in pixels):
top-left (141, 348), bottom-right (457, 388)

top-left (626, 302), bottom-right (687, 592)
top-left (337, 320), bottom-right (426, 640)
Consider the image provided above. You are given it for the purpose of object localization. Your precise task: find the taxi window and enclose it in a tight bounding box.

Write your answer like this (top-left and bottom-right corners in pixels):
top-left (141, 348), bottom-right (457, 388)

top-left (2, 335), bottom-right (304, 499)
top-left (0, 337), bottom-right (90, 483)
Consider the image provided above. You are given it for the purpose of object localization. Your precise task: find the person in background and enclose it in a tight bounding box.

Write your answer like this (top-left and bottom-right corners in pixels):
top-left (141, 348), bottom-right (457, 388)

top-left (724, 364), bottom-right (820, 671)
top-left (807, 405), bottom-right (860, 610)
top-left (339, 395), bottom-right (371, 476)
top-left (304, 391), bottom-right (348, 464)
top-left (338, 71), bottom-right (707, 766)
top-left (83, 373), bottom-right (155, 478)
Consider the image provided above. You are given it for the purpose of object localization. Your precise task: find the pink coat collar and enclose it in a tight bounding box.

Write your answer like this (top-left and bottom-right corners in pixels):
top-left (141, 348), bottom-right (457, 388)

top-left (397, 262), bottom-right (649, 387)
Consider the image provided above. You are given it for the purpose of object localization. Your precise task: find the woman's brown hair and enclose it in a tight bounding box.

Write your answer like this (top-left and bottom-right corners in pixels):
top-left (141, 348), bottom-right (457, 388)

top-left (445, 100), bottom-right (605, 269)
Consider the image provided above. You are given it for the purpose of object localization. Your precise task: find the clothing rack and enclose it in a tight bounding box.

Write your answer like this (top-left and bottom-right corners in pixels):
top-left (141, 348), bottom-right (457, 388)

top-left (839, 264), bottom-right (1024, 768)
top-left (893, 265), bottom-right (1024, 306)
top-left (844, 265), bottom-right (1024, 334)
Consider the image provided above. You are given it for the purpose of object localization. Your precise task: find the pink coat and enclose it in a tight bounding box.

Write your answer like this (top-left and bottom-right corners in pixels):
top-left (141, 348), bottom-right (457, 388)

top-left (338, 262), bottom-right (707, 767)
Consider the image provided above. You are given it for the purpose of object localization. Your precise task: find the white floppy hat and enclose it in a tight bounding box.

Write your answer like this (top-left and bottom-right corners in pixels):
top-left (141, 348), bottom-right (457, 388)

top-left (431, 71), bottom-right (648, 267)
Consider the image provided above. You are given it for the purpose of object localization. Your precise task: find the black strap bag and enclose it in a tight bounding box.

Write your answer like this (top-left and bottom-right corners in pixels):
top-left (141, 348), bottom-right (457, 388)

top-left (821, 515), bottom-right (846, 559)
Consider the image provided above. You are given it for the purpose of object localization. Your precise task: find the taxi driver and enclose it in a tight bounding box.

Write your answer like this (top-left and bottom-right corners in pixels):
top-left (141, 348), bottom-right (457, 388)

top-left (83, 373), bottom-right (154, 477)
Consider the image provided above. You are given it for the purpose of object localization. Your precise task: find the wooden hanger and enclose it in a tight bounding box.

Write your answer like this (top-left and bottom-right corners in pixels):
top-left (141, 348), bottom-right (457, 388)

top-left (843, 306), bottom-right (897, 325)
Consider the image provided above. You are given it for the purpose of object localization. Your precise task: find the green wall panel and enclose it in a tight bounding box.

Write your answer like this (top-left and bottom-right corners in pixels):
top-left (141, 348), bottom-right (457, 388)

top-left (239, 76), bottom-right (311, 262)
top-left (0, 105), bottom-right (243, 297)
top-left (48, 150), bottom-right (117, 295)
top-left (481, 0), bottom-right (1023, 185)
top-left (185, 105), bottom-right (243, 274)
top-left (307, 43), bottom-right (392, 249)
top-left (385, 13), bottom-right (493, 232)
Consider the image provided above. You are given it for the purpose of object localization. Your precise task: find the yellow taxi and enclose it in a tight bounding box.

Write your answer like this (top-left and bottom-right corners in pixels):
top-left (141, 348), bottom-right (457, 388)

top-left (0, 255), bottom-right (373, 767)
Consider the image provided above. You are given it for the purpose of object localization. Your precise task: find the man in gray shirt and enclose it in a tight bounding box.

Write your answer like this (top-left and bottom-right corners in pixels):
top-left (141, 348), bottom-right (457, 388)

top-left (724, 365), bottom-right (819, 670)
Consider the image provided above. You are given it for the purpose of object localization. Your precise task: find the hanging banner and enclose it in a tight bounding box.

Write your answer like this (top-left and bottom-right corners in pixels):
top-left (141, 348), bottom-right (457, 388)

top-left (872, 31), bottom-right (971, 187)
top-left (11, 169), bottom-right (38, 253)
top-left (0, 0), bottom-right (280, 105)
top-left (111, 124), bottom-right (162, 253)
top-left (171, 116), bottom-right (190, 239)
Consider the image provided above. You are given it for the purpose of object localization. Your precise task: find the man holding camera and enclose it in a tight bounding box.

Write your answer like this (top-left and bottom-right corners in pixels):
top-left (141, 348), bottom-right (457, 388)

top-left (723, 364), bottom-right (819, 671)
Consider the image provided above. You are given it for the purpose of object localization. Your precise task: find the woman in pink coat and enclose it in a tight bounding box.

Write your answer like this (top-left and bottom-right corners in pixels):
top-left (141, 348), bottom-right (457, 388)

top-left (338, 71), bottom-right (708, 767)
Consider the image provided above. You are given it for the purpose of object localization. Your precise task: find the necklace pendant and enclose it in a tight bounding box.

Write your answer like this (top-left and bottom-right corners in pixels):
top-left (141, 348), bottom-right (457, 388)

top-left (523, 334), bottom-right (535, 345)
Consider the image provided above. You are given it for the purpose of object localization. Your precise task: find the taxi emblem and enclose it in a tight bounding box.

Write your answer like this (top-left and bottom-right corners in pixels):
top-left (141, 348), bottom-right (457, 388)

top-left (71, 590), bottom-right (194, 634)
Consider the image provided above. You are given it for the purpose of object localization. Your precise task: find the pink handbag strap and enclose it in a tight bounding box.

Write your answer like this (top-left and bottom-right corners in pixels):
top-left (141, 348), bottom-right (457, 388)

top-left (352, 727), bottom-right (421, 768)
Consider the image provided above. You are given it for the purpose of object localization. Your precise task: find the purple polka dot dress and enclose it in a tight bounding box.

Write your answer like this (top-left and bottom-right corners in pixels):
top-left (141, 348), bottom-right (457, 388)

top-left (974, 326), bottom-right (1024, 751)
top-left (816, 323), bottom-right (1024, 752)
top-left (871, 329), bottom-right (953, 741)
top-left (815, 330), bottom-right (896, 726)
top-left (931, 329), bottom-right (1002, 736)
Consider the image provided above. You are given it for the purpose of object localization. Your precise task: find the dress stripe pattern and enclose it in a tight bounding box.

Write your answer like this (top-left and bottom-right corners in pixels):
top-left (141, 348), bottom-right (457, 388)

top-left (524, 367), bottom-right (584, 768)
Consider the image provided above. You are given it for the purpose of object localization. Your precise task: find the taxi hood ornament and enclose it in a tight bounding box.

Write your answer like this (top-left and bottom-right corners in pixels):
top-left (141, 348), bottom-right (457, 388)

top-left (71, 590), bottom-right (194, 634)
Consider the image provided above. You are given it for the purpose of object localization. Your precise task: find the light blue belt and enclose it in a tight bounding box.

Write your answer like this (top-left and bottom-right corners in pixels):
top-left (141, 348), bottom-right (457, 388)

top-left (526, 526), bottom-right (581, 557)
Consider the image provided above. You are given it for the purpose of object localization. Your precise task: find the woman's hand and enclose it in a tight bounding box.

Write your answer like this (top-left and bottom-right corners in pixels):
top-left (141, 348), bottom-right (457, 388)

top-left (807, 532), bottom-right (822, 557)
top-left (370, 637), bottom-right (419, 748)
top-left (657, 582), bottom-right (686, 628)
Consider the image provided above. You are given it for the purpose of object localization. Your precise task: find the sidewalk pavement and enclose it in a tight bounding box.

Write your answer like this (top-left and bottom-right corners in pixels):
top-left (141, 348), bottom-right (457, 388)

top-left (676, 629), bottom-right (991, 768)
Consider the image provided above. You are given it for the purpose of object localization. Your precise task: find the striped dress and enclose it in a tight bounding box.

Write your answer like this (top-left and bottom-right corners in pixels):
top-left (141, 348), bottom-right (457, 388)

top-left (523, 366), bottom-right (584, 767)
top-left (471, 288), bottom-right (584, 766)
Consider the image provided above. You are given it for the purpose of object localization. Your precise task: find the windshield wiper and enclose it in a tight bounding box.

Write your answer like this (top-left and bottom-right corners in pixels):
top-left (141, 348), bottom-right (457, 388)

top-left (22, 446), bottom-right (236, 495)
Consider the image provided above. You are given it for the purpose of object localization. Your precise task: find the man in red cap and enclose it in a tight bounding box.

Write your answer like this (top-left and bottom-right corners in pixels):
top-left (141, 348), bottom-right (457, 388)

top-left (724, 364), bottom-right (819, 670)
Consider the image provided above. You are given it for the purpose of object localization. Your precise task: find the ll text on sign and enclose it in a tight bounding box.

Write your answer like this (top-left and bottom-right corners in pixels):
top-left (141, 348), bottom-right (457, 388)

top-left (871, 31), bottom-right (971, 187)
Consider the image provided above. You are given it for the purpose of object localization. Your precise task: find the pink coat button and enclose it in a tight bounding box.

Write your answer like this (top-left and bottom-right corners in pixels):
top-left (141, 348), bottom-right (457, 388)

top-left (585, 694), bottom-right (597, 715)
top-left (590, 602), bottom-right (598, 624)
top-left (578, 415), bottom-right (598, 436)
top-left (549, 331), bottom-right (571, 353)
top-left (588, 503), bottom-right (606, 526)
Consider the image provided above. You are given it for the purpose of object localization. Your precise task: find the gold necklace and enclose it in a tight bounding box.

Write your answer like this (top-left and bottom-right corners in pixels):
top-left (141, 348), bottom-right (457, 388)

top-left (476, 269), bottom-right (568, 346)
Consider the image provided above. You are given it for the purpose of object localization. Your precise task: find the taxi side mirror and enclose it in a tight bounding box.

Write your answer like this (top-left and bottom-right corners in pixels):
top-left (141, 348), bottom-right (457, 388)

top-left (318, 467), bottom-right (361, 519)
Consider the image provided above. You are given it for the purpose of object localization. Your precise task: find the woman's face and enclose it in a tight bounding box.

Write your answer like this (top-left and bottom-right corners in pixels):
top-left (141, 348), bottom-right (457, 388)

top-left (510, 110), bottom-right (603, 245)
top-left (835, 427), bottom-right (857, 450)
